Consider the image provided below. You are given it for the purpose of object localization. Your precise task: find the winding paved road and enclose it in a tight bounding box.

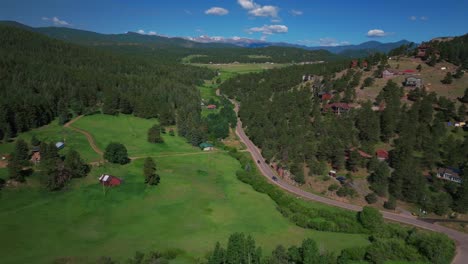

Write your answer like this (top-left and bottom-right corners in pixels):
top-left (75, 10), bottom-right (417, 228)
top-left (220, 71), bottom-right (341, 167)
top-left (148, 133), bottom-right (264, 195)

top-left (232, 101), bottom-right (468, 264)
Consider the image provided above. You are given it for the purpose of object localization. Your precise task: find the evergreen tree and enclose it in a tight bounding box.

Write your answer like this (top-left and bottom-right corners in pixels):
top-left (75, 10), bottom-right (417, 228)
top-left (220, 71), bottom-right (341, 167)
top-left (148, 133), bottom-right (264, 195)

top-left (416, 64), bottom-right (422, 72)
top-left (208, 242), bottom-right (225, 264)
top-left (30, 135), bottom-right (40, 146)
top-left (147, 124), bottom-right (164, 143)
top-left (346, 150), bottom-right (360, 172)
top-left (143, 157), bottom-right (160, 185)
top-left (369, 162), bottom-right (390, 197)
top-left (356, 101), bottom-right (380, 143)
top-left (7, 154), bottom-right (24, 182)
top-left (104, 142), bottom-right (129, 164)
top-left (454, 168), bottom-right (468, 213)
top-left (14, 139), bottom-right (29, 164)
top-left (64, 149), bottom-right (89, 178)
top-left (270, 245), bottom-right (289, 264)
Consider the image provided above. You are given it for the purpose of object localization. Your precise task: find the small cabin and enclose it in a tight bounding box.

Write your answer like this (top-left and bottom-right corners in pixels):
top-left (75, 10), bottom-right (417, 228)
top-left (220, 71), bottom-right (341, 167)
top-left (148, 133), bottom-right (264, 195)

top-left (376, 149), bottom-right (389, 161)
top-left (99, 174), bottom-right (122, 187)
top-left (437, 168), bottom-right (462, 184)
top-left (207, 104), bottom-right (217, 110)
top-left (199, 142), bottom-right (214, 151)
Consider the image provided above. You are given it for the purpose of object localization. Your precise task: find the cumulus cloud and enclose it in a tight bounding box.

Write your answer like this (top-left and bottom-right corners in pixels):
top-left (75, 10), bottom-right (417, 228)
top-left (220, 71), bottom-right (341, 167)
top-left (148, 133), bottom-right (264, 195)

top-left (205, 7), bottom-right (229, 16)
top-left (367, 29), bottom-right (387, 37)
top-left (410, 16), bottom-right (417, 21)
top-left (238, 0), bottom-right (256, 10)
top-left (237, 0), bottom-right (279, 18)
top-left (410, 15), bottom-right (428, 21)
top-left (137, 29), bottom-right (145, 34)
top-left (148, 31), bottom-right (157, 36)
top-left (420, 16), bottom-right (428, 20)
top-left (42, 16), bottom-right (70, 26)
top-left (290, 9), bottom-right (303, 16)
top-left (247, 24), bottom-right (288, 35)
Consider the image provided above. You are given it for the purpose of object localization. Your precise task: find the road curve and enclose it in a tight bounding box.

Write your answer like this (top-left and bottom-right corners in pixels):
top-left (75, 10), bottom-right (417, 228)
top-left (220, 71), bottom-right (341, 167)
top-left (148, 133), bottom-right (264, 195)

top-left (64, 115), bottom-right (104, 157)
top-left (232, 101), bottom-right (468, 264)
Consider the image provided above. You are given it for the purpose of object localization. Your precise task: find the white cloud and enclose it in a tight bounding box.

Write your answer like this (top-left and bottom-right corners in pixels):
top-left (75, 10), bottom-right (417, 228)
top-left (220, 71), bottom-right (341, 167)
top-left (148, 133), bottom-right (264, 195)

top-left (238, 0), bottom-right (256, 10)
top-left (136, 29), bottom-right (159, 36)
top-left (249, 5), bottom-right (279, 17)
top-left (290, 9), bottom-right (303, 16)
top-left (420, 16), bottom-right (428, 20)
top-left (148, 31), bottom-right (157, 36)
top-left (42, 16), bottom-right (70, 26)
top-left (205, 7), bottom-right (229, 16)
top-left (410, 16), bottom-right (417, 21)
top-left (237, 0), bottom-right (279, 18)
top-left (137, 29), bottom-right (145, 34)
top-left (247, 24), bottom-right (288, 35)
top-left (367, 29), bottom-right (387, 37)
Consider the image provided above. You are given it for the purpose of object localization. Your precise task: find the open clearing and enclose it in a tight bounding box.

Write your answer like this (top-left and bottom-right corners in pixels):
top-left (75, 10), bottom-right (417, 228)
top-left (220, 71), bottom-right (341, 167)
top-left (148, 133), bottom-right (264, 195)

top-left (0, 114), bottom-right (369, 263)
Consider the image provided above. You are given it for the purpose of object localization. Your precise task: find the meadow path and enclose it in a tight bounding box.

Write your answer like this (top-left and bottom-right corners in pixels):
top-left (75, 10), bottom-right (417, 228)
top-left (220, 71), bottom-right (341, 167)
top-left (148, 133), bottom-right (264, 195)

top-left (64, 115), bottom-right (104, 157)
top-left (231, 100), bottom-right (468, 264)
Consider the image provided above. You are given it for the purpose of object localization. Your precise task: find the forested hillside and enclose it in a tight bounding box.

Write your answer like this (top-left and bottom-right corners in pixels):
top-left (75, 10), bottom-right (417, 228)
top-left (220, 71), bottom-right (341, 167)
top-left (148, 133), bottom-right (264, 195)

top-left (0, 25), bottom-right (215, 142)
top-left (221, 56), bottom-right (468, 215)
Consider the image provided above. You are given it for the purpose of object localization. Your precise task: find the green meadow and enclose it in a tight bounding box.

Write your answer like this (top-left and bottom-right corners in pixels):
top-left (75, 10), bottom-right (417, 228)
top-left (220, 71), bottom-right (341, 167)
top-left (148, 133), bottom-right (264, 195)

top-left (0, 114), bottom-right (370, 263)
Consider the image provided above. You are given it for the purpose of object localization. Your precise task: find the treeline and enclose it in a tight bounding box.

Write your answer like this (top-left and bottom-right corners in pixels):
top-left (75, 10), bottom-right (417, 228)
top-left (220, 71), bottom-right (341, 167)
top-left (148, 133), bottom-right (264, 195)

top-left (0, 25), bottom-right (215, 144)
top-left (425, 34), bottom-right (468, 67)
top-left (220, 59), bottom-right (468, 214)
top-left (190, 47), bottom-right (339, 64)
top-left (206, 230), bottom-right (454, 264)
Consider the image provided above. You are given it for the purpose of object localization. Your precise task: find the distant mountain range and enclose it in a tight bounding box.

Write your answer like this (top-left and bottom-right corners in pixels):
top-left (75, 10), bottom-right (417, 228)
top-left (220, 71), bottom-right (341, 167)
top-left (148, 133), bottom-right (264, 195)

top-left (186, 35), bottom-right (413, 57)
top-left (0, 20), bottom-right (413, 58)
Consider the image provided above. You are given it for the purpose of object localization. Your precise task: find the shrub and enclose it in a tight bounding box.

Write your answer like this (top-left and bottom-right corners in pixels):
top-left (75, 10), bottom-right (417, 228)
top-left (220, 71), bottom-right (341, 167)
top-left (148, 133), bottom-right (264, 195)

top-left (104, 142), bottom-right (129, 164)
top-left (328, 183), bottom-right (339, 191)
top-left (365, 193), bottom-right (378, 204)
top-left (384, 196), bottom-right (397, 210)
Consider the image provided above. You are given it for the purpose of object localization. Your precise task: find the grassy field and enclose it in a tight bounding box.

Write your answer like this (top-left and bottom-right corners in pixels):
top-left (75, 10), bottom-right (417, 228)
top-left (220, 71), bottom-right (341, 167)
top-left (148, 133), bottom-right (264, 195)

top-left (0, 120), bottom-right (100, 162)
top-left (0, 114), bottom-right (370, 263)
top-left (72, 114), bottom-right (198, 158)
top-left (193, 63), bottom-right (287, 76)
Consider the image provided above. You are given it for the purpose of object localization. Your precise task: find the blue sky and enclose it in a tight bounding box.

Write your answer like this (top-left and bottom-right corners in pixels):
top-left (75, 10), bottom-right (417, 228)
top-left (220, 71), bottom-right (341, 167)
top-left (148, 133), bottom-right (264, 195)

top-left (1, 0), bottom-right (467, 46)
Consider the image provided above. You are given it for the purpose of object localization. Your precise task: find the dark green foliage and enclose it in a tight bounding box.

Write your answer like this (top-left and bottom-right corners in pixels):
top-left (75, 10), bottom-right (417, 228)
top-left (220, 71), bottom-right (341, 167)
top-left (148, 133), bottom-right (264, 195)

top-left (378, 80), bottom-right (401, 141)
top-left (143, 157), bottom-right (160, 185)
top-left (328, 183), bottom-right (339, 191)
top-left (368, 162), bottom-right (390, 197)
top-left (30, 135), bottom-right (40, 146)
top-left (7, 154), bottom-right (24, 182)
top-left (14, 139), bottom-right (29, 164)
top-left (362, 77), bottom-right (375, 88)
top-left (147, 124), bottom-right (164, 143)
top-left (365, 193), bottom-right (378, 204)
top-left (63, 149), bottom-right (89, 178)
top-left (168, 129), bottom-right (175, 136)
top-left (384, 196), bottom-right (397, 210)
top-left (206, 113), bottom-right (229, 139)
top-left (460, 88), bottom-right (468, 103)
top-left (0, 25), bottom-right (214, 143)
top-left (407, 231), bottom-right (455, 264)
top-left (358, 206), bottom-right (383, 231)
top-left (336, 186), bottom-right (357, 198)
top-left (356, 101), bottom-right (380, 143)
top-left (104, 142), bottom-right (129, 164)
top-left (416, 64), bottom-right (422, 72)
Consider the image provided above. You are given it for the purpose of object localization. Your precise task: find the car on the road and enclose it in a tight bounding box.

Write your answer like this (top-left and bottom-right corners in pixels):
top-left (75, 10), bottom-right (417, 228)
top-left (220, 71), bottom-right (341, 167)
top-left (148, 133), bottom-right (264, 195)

top-left (257, 160), bottom-right (260, 164)
top-left (272, 176), bottom-right (278, 181)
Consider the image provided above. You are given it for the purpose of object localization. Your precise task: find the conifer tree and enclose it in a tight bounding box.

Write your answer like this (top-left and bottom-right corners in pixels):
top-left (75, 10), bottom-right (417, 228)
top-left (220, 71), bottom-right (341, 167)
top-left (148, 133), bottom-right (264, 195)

top-left (143, 157), bottom-right (160, 185)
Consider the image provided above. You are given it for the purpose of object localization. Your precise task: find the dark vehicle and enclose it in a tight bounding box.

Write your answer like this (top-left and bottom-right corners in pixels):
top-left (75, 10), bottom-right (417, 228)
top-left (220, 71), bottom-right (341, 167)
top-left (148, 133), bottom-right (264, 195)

top-left (272, 176), bottom-right (278, 181)
top-left (257, 160), bottom-right (260, 164)
top-left (336, 176), bottom-right (346, 184)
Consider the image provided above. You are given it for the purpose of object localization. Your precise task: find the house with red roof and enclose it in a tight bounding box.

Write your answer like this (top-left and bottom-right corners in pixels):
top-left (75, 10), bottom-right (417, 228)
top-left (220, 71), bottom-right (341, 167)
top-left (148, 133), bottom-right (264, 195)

top-left (99, 174), bottom-right (122, 187)
top-left (376, 149), bottom-right (389, 161)
top-left (324, 103), bottom-right (352, 114)
top-left (207, 104), bottom-right (217, 110)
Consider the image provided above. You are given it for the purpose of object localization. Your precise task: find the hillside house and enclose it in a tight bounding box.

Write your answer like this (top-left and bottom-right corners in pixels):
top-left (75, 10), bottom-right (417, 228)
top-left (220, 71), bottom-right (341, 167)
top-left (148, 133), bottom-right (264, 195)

top-left (382, 69), bottom-right (395, 78)
top-left (199, 142), bottom-right (214, 151)
top-left (320, 93), bottom-right (332, 101)
top-left (376, 149), bottom-right (389, 161)
top-left (207, 104), bottom-right (217, 110)
top-left (324, 103), bottom-right (352, 114)
top-left (302, 74), bottom-right (313, 82)
top-left (31, 147), bottom-right (41, 164)
top-left (416, 44), bottom-right (429, 58)
top-left (99, 174), bottom-right (122, 187)
top-left (362, 60), bottom-right (368, 68)
top-left (404, 76), bottom-right (423, 88)
top-left (350, 60), bottom-right (358, 68)
top-left (437, 168), bottom-right (462, 184)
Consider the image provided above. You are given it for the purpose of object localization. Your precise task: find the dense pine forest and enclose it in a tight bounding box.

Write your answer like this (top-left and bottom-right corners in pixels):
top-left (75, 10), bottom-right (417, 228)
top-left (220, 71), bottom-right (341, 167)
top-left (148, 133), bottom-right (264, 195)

top-left (0, 25), bottom-right (215, 142)
top-left (220, 51), bottom-right (468, 215)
